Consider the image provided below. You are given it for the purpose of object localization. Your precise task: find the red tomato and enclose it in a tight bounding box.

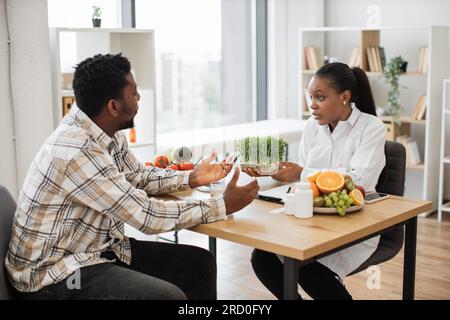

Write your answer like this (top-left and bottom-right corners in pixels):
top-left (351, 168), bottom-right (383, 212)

top-left (154, 155), bottom-right (170, 168)
top-left (167, 164), bottom-right (179, 171)
top-left (178, 162), bottom-right (194, 171)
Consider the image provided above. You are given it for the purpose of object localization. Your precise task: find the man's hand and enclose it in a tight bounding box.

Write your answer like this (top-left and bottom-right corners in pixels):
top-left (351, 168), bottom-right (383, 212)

top-left (271, 162), bottom-right (302, 182)
top-left (188, 152), bottom-right (232, 189)
top-left (223, 168), bottom-right (259, 215)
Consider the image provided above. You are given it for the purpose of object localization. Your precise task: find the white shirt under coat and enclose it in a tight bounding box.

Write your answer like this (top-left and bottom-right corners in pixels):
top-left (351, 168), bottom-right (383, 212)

top-left (299, 104), bottom-right (386, 279)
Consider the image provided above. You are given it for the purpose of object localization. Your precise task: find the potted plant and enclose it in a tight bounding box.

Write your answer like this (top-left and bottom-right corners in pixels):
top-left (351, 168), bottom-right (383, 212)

top-left (92, 6), bottom-right (102, 28)
top-left (384, 55), bottom-right (407, 125)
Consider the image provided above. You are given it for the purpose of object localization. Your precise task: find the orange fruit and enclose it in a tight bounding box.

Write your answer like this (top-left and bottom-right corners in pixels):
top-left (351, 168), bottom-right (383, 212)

top-left (310, 182), bottom-right (320, 198)
top-left (315, 171), bottom-right (345, 193)
top-left (349, 189), bottom-right (364, 206)
top-left (306, 170), bottom-right (322, 183)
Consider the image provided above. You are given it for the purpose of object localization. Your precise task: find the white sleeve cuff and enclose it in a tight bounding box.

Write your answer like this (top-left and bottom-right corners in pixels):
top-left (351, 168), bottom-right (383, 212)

top-left (181, 170), bottom-right (192, 187)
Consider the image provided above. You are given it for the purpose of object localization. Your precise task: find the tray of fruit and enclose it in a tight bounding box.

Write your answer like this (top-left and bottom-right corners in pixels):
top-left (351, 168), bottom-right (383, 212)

top-left (307, 170), bottom-right (365, 217)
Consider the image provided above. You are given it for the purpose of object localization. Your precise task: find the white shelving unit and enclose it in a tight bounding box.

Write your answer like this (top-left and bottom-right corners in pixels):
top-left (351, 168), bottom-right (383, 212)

top-left (298, 26), bottom-right (449, 212)
top-left (438, 79), bottom-right (450, 222)
top-left (49, 28), bottom-right (157, 163)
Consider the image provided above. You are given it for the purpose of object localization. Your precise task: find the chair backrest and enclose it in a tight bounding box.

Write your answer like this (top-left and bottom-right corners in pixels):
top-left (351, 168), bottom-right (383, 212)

top-left (375, 140), bottom-right (406, 196)
top-left (0, 185), bottom-right (16, 300)
top-left (349, 140), bottom-right (406, 276)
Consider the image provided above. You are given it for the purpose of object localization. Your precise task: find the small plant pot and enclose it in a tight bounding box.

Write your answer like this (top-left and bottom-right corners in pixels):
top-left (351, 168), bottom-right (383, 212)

top-left (92, 19), bottom-right (102, 28)
top-left (400, 61), bottom-right (408, 73)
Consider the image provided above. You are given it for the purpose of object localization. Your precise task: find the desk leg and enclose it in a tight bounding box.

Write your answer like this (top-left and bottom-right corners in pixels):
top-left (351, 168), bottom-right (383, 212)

top-left (209, 236), bottom-right (217, 259)
top-left (283, 257), bottom-right (299, 300)
top-left (403, 216), bottom-right (417, 300)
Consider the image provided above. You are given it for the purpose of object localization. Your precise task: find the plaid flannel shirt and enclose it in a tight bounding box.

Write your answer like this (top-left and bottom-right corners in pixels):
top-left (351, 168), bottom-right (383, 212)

top-left (5, 105), bottom-right (226, 292)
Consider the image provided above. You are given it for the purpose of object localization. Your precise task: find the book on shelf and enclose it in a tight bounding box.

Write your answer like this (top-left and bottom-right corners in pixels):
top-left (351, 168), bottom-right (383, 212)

top-left (408, 140), bottom-right (422, 165)
top-left (62, 96), bottom-right (75, 117)
top-left (418, 46), bottom-right (428, 74)
top-left (366, 47), bottom-right (376, 72)
top-left (396, 135), bottom-right (422, 166)
top-left (348, 47), bottom-right (361, 67)
top-left (365, 46), bottom-right (384, 72)
top-left (304, 46), bottom-right (322, 70)
top-left (378, 47), bottom-right (386, 70)
top-left (411, 94), bottom-right (427, 120)
top-left (372, 47), bottom-right (382, 72)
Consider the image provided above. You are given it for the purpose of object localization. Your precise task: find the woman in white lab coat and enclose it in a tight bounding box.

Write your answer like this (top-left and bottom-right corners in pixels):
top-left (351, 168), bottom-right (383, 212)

top-left (246, 62), bottom-right (386, 300)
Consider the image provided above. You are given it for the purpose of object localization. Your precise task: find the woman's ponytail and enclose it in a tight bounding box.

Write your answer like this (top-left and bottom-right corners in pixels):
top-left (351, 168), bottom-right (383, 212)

top-left (351, 67), bottom-right (376, 116)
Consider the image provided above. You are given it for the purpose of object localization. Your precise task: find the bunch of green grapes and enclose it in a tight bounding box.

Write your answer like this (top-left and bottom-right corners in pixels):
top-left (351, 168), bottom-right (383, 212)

top-left (323, 189), bottom-right (354, 216)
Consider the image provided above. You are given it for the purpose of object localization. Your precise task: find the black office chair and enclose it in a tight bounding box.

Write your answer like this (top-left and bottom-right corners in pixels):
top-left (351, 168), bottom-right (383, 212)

top-left (348, 140), bottom-right (406, 276)
top-left (0, 185), bottom-right (16, 300)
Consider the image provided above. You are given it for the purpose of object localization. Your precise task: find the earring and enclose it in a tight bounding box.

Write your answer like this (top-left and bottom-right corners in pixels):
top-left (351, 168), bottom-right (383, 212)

top-left (343, 101), bottom-right (346, 105)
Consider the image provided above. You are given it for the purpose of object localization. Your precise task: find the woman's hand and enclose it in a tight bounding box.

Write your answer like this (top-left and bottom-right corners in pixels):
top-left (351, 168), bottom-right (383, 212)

top-left (243, 162), bottom-right (302, 182)
top-left (271, 162), bottom-right (302, 182)
top-left (188, 152), bottom-right (232, 188)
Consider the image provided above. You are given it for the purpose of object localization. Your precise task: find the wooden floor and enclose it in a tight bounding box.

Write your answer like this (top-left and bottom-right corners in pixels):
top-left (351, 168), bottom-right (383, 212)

top-left (159, 212), bottom-right (450, 300)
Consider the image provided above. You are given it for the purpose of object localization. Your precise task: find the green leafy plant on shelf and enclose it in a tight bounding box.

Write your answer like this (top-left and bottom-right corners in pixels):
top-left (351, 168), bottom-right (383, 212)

top-left (92, 6), bottom-right (102, 27)
top-left (384, 55), bottom-right (407, 126)
top-left (92, 6), bottom-right (102, 19)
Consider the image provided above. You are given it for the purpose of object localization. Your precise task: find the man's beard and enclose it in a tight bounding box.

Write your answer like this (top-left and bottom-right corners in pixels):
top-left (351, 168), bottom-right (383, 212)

top-left (119, 103), bottom-right (136, 130)
top-left (119, 118), bottom-right (134, 130)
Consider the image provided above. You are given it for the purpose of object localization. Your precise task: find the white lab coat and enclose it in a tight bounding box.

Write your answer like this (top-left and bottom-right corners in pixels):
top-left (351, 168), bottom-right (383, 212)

top-left (299, 104), bottom-right (386, 278)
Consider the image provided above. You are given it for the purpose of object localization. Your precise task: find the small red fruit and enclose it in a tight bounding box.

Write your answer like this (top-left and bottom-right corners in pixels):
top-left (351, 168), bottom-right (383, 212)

top-left (154, 155), bottom-right (170, 168)
top-left (178, 162), bottom-right (194, 171)
top-left (355, 185), bottom-right (366, 198)
top-left (167, 164), bottom-right (179, 171)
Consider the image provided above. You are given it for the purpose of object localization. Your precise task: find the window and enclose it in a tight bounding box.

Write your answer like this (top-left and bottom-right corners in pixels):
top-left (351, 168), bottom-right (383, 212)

top-left (136, 0), bottom-right (255, 134)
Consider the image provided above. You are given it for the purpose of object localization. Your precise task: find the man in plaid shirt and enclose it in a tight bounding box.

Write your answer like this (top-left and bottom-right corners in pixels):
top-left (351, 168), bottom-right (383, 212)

top-left (6, 53), bottom-right (259, 300)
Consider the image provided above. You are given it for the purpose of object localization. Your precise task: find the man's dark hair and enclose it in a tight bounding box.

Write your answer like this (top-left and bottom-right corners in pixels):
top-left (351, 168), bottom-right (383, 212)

top-left (73, 53), bottom-right (131, 118)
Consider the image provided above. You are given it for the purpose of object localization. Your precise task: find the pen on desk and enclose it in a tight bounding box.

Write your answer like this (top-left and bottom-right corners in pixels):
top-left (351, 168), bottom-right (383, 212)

top-left (257, 195), bottom-right (283, 204)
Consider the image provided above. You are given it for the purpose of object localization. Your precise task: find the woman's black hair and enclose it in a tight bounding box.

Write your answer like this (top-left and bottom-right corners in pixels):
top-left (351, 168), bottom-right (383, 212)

top-left (314, 62), bottom-right (377, 116)
top-left (73, 53), bottom-right (131, 118)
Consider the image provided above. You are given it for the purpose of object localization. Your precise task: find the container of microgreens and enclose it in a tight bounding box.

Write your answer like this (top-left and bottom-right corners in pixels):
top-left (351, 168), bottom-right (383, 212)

top-left (234, 136), bottom-right (287, 176)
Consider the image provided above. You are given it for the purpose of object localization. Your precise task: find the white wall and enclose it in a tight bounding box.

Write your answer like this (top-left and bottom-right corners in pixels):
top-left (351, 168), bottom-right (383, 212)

top-left (47, 0), bottom-right (120, 28)
top-left (0, 0), bottom-right (18, 196)
top-left (0, 0), bottom-right (54, 197)
top-left (325, 0), bottom-right (450, 30)
top-left (268, 0), bottom-right (324, 120)
top-left (267, 0), bottom-right (324, 162)
top-left (324, 0), bottom-right (450, 200)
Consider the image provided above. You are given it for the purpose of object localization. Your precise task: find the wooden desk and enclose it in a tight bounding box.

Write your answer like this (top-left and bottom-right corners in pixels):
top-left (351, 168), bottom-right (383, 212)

top-left (181, 185), bottom-right (432, 300)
